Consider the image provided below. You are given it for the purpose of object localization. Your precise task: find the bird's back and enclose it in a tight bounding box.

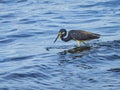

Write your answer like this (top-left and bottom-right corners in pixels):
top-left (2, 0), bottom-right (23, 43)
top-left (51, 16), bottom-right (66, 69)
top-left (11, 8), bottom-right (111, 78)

top-left (69, 30), bottom-right (100, 41)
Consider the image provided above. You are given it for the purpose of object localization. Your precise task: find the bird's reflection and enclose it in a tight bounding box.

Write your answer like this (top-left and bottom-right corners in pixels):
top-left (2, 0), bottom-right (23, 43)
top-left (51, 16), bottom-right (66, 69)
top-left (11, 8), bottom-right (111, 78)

top-left (59, 46), bottom-right (91, 55)
top-left (58, 46), bottom-right (92, 66)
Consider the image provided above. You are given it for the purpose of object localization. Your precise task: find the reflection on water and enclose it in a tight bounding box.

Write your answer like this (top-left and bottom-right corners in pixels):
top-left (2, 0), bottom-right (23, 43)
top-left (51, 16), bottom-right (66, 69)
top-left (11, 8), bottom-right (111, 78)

top-left (66, 46), bottom-right (91, 53)
top-left (0, 0), bottom-right (120, 90)
top-left (58, 46), bottom-right (91, 57)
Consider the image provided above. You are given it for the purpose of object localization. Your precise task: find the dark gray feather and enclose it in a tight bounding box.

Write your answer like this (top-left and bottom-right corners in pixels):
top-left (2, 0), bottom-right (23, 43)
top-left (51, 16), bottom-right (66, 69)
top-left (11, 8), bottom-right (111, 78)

top-left (69, 30), bottom-right (100, 40)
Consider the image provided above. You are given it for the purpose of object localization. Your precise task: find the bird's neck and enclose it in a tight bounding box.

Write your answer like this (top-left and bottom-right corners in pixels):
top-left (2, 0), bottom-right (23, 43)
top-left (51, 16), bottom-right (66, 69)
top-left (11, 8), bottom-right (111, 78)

top-left (61, 34), bottom-right (71, 42)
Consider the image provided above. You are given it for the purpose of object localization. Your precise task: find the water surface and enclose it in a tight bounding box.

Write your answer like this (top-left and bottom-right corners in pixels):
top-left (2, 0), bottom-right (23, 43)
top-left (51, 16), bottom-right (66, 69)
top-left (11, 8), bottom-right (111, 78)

top-left (0, 0), bottom-right (120, 90)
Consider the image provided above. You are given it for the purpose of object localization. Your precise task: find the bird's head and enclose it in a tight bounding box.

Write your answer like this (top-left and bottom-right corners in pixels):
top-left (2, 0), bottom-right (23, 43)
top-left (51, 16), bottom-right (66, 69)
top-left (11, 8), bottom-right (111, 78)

top-left (54, 29), bottom-right (67, 43)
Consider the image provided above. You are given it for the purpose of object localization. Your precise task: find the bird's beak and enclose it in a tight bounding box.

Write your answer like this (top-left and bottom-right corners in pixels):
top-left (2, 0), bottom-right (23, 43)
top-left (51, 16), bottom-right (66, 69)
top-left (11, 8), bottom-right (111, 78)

top-left (53, 32), bottom-right (62, 43)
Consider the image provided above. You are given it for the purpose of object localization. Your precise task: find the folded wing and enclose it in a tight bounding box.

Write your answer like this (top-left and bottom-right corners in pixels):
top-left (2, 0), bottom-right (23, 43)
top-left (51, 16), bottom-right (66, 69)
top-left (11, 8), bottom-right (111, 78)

top-left (70, 30), bottom-right (100, 41)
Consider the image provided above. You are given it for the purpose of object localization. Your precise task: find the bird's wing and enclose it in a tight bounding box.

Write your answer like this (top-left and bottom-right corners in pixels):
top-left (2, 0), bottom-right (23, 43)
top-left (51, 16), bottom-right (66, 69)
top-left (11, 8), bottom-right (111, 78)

top-left (70, 30), bottom-right (100, 40)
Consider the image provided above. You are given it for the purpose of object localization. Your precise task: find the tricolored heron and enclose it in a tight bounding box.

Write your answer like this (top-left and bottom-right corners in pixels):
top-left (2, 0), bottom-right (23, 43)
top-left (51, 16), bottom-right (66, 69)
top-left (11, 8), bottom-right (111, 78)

top-left (54, 29), bottom-right (100, 46)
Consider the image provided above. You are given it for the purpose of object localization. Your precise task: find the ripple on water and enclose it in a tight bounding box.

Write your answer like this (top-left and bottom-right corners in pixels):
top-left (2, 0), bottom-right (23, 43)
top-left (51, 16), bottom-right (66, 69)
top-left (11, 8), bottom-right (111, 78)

top-left (107, 68), bottom-right (120, 72)
top-left (7, 33), bottom-right (34, 39)
top-left (3, 72), bottom-right (50, 80)
top-left (73, 4), bottom-right (98, 8)
top-left (0, 13), bottom-right (15, 17)
top-left (0, 0), bottom-right (28, 4)
top-left (0, 0), bottom-right (120, 90)
top-left (18, 18), bottom-right (37, 24)
top-left (0, 38), bottom-right (15, 44)
top-left (0, 55), bottom-right (34, 63)
top-left (96, 0), bottom-right (120, 7)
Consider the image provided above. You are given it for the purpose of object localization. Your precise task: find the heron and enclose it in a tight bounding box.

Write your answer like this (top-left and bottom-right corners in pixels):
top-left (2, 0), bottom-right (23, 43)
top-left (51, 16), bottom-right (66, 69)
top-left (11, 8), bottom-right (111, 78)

top-left (54, 29), bottom-right (100, 47)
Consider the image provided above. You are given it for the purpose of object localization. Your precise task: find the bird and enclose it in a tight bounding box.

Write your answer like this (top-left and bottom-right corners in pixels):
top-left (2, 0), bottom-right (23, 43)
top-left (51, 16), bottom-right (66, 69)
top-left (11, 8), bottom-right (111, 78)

top-left (54, 29), bottom-right (100, 47)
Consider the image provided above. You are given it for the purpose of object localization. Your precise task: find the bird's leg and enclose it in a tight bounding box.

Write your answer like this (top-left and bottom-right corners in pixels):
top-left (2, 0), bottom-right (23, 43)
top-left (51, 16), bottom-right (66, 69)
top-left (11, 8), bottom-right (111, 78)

top-left (77, 41), bottom-right (81, 47)
top-left (82, 41), bottom-right (87, 46)
top-left (82, 41), bottom-right (90, 46)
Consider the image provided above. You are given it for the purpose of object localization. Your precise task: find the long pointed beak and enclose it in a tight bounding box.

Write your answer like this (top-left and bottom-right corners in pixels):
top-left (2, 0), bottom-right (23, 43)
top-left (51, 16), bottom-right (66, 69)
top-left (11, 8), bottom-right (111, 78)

top-left (53, 33), bottom-right (60, 43)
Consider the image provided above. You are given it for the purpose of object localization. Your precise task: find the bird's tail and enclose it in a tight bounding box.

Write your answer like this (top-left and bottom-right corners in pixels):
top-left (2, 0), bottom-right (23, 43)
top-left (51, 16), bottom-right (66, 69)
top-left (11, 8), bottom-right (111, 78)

top-left (96, 33), bottom-right (100, 38)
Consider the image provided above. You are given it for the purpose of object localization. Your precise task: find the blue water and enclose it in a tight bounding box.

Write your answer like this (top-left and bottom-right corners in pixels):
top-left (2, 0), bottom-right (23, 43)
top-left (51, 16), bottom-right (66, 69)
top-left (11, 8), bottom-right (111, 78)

top-left (0, 0), bottom-right (120, 90)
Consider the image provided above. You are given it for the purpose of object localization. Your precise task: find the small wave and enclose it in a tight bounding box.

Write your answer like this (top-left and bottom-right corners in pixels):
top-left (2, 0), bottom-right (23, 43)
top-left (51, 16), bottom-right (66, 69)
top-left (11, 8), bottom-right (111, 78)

top-left (7, 34), bottom-right (33, 39)
top-left (17, 0), bottom-right (28, 3)
top-left (98, 40), bottom-right (120, 48)
top-left (53, 16), bottom-right (66, 19)
top-left (0, 0), bottom-right (27, 4)
top-left (29, 31), bottom-right (45, 35)
top-left (42, 1), bottom-right (53, 4)
top-left (95, 0), bottom-right (120, 7)
top-left (0, 13), bottom-right (15, 19)
top-left (80, 19), bottom-right (101, 23)
top-left (73, 3), bottom-right (98, 9)
top-left (72, 0), bottom-right (120, 9)
top-left (4, 72), bottom-right (49, 80)
top-left (105, 55), bottom-right (120, 60)
top-left (1, 21), bottom-right (10, 23)
top-left (0, 38), bottom-right (15, 44)
top-left (107, 68), bottom-right (120, 72)
top-left (1, 55), bottom-right (34, 63)
top-left (18, 18), bottom-right (37, 24)
top-left (43, 11), bottom-right (57, 15)
top-left (46, 25), bottom-right (59, 28)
